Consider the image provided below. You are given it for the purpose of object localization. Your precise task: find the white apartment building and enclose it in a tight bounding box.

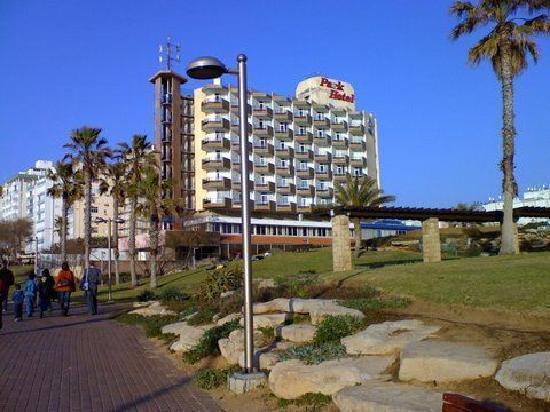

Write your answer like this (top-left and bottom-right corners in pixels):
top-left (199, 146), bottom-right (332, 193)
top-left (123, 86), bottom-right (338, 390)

top-left (483, 185), bottom-right (550, 224)
top-left (0, 160), bottom-right (62, 252)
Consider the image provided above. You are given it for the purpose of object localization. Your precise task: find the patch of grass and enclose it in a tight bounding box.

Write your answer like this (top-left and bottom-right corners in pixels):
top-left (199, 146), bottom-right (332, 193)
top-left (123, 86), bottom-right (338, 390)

top-left (194, 366), bottom-right (240, 390)
top-left (277, 341), bottom-right (346, 365)
top-left (276, 393), bottom-right (332, 409)
top-left (116, 314), bottom-right (179, 339)
top-left (340, 296), bottom-right (411, 313)
top-left (182, 320), bottom-right (240, 364)
top-left (186, 307), bottom-right (216, 326)
top-left (314, 315), bottom-right (364, 344)
top-left (258, 326), bottom-right (275, 340)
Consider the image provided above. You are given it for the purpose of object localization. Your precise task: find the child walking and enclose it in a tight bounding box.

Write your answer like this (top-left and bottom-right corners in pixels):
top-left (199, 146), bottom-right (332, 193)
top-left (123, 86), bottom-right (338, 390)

top-left (23, 272), bottom-right (38, 318)
top-left (38, 272), bottom-right (52, 318)
top-left (13, 284), bottom-right (24, 322)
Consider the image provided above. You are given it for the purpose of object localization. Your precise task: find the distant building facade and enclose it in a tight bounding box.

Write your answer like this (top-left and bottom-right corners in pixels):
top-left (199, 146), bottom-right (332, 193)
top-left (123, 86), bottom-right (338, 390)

top-left (483, 186), bottom-right (550, 224)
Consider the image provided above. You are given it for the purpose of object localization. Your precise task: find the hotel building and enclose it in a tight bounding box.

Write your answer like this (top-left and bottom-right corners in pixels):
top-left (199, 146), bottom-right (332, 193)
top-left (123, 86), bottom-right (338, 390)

top-left (147, 69), bottom-right (380, 256)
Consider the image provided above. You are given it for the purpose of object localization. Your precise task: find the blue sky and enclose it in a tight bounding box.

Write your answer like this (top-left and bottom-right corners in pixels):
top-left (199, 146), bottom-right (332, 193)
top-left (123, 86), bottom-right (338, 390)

top-left (0, 0), bottom-right (548, 207)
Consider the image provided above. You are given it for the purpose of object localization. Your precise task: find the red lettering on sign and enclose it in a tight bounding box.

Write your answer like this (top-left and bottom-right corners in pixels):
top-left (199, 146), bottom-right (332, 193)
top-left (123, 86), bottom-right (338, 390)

top-left (321, 78), bottom-right (354, 102)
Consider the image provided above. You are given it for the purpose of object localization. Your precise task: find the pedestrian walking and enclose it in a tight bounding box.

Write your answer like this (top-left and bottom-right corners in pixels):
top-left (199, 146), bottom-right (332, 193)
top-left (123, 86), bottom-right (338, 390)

top-left (55, 262), bottom-right (75, 316)
top-left (42, 268), bottom-right (56, 311)
top-left (0, 260), bottom-right (15, 313)
top-left (12, 284), bottom-right (24, 322)
top-left (82, 262), bottom-right (102, 315)
top-left (38, 271), bottom-right (53, 318)
top-left (0, 275), bottom-right (5, 329)
top-left (23, 272), bottom-right (38, 318)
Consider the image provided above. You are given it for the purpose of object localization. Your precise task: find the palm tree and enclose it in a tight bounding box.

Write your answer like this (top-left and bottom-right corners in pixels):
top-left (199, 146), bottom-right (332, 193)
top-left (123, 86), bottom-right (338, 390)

top-left (47, 161), bottom-right (83, 262)
top-left (119, 135), bottom-right (156, 287)
top-left (99, 161), bottom-right (126, 285)
top-left (63, 127), bottom-right (111, 267)
top-left (334, 175), bottom-right (396, 257)
top-left (450, 1), bottom-right (549, 254)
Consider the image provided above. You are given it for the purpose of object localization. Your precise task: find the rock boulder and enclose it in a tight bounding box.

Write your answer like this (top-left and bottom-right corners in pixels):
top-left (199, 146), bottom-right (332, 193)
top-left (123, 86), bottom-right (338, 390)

top-left (278, 324), bottom-right (316, 343)
top-left (495, 351), bottom-right (550, 401)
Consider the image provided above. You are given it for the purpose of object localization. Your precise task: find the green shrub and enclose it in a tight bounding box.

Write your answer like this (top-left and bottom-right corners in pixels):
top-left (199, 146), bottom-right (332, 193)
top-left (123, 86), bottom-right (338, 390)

top-left (194, 366), bottom-right (239, 390)
top-left (195, 262), bottom-right (243, 303)
top-left (277, 393), bottom-right (332, 409)
top-left (186, 306), bottom-right (216, 326)
top-left (137, 289), bottom-right (157, 302)
top-left (314, 315), bottom-right (364, 344)
top-left (340, 297), bottom-right (411, 313)
top-left (116, 314), bottom-right (178, 339)
top-left (159, 287), bottom-right (190, 302)
top-left (257, 326), bottom-right (275, 340)
top-left (277, 342), bottom-right (346, 365)
top-left (182, 320), bottom-right (240, 364)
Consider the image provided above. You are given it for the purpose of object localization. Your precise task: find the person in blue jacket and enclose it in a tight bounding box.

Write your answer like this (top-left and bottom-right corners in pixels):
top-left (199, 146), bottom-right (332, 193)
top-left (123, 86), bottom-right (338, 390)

top-left (23, 272), bottom-right (38, 317)
top-left (12, 284), bottom-right (24, 322)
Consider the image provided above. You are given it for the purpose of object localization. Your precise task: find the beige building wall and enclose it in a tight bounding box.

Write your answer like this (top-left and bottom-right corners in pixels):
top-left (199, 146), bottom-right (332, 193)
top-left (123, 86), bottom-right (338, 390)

top-left (69, 181), bottom-right (115, 239)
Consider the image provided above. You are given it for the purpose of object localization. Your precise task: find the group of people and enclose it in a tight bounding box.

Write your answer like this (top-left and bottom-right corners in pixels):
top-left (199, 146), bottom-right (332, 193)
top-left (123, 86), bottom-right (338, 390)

top-left (0, 260), bottom-right (103, 330)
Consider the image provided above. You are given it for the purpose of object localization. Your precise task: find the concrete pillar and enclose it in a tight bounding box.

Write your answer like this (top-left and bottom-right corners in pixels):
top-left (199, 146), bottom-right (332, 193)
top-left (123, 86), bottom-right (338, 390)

top-left (332, 215), bottom-right (353, 272)
top-left (422, 217), bottom-right (441, 263)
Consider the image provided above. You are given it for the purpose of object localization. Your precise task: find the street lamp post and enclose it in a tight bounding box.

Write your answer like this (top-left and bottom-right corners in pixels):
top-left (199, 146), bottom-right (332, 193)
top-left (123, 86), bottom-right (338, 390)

top-left (95, 217), bottom-right (124, 302)
top-left (187, 55), bottom-right (255, 373)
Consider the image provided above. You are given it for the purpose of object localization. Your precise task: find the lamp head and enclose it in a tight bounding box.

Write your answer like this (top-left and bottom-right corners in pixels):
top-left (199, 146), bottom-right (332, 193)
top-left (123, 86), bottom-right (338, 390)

top-left (186, 56), bottom-right (228, 79)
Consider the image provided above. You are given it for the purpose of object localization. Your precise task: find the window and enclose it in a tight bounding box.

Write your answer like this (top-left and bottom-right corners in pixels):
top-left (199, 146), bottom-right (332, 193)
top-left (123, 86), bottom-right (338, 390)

top-left (299, 127), bottom-right (305, 135)
top-left (299, 143), bottom-right (305, 152)
top-left (280, 122), bottom-right (288, 132)
top-left (336, 165), bottom-right (344, 174)
top-left (353, 168), bottom-right (362, 176)
top-left (260, 174), bottom-right (266, 184)
top-left (317, 129), bottom-right (324, 137)
top-left (90, 207), bottom-right (98, 214)
top-left (260, 192), bottom-right (269, 203)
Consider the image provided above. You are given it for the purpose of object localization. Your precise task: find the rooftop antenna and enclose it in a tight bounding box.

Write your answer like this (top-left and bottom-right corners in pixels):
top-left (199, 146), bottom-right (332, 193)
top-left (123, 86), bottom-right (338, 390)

top-left (158, 37), bottom-right (181, 71)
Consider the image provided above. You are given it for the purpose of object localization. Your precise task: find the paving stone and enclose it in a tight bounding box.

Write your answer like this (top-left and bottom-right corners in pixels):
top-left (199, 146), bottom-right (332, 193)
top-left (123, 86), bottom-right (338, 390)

top-left (399, 340), bottom-right (497, 382)
top-left (334, 381), bottom-right (442, 412)
top-left (342, 319), bottom-right (440, 355)
top-left (495, 351), bottom-right (550, 401)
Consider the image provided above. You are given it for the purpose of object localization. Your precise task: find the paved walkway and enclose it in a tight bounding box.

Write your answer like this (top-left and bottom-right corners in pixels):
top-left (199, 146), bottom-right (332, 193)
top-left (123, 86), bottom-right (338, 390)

top-left (0, 303), bottom-right (220, 412)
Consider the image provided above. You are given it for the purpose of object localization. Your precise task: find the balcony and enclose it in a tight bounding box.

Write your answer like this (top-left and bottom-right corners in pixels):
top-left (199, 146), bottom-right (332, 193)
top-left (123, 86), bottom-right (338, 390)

top-left (204, 197), bottom-right (231, 209)
top-left (202, 157), bottom-right (231, 170)
top-left (231, 179), bottom-right (253, 190)
top-left (274, 128), bottom-right (293, 140)
top-left (294, 114), bottom-right (312, 126)
top-left (276, 183), bottom-right (296, 194)
top-left (316, 170), bottom-right (332, 180)
top-left (254, 181), bottom-right (275, 192)
top-left (253, 143), bottom-right (274, 156)
top-left (292, 99), bottom-right (311, 109)
top-left (313, 135), bottom-right (331, 147)
top-left (295, 149), bottom-right (313, 160)
top-left (350, 157), bottom-right (366, 167)
top-left (333, 173), bottom-right (348, 183)
top-left (202, 99), bottom-right (229, 113)
top-left (296, 167), bottom-right (314, 178)
top-left (331, 120), bottom-right (348, 131)
top-left (313, 117), bottom-right (330, 127)
top-left (230, 139), bottom-right (252, 151)
top-left (275, 164), bottom-right (294, 176)
top-left (274, 110), bottom-right (292, 121)
top-left (297, 204), bottom-right (314, 214)
top-left (202, 136), bottom-right (230, 151)
top-left (252, 107), bottom-right (273, 118)
top-left (331, 137), bottom-right (348, 149)
top-left (296, 185), bottom-right (315, 197)
top-left (316, 188), bottom-right (334, 198)
top-left (203, 84), bottom-right (227, 94)
top-left (253, 125), bottom-right (274, 137)
top-left (332, 155), bottom-right (349, 165)
top-left (349, 124), bottom-right (365, 135)
top-left (231, 122), bottom-right (252, 134)
top-left (349, 140), bottom-right (366, 151)
top-left (202, 177), bottom-right (231, 190)
top-left (276, 203), bottom-right (297, 213)
top-left (314, 152), bottom-right (332, 163)
top-left (202, 118), bottom-right (230, 132)
top-left (295, 132), bottom-right (313, 143)
top-left (161, 150), bottom-right (172, 162)
top-left (253, 163), bottom-right (275, 174)
top-left (230, 103), bottom-right (251, 113)
top-left (231, 159), bottom-right (253, 172)
top-left (254, 200), bottom-right (276, 212)
top-left (275, 147), bottom-right (294, 158)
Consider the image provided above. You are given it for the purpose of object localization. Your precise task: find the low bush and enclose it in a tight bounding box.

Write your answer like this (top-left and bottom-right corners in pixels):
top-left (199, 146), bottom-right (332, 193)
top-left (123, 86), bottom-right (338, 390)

top-left (257, 326), bottom-right (275, 340)
top-left (314, 315), bottom-right (364, 344)
top-left (195, 262), bottom-right (243, 303)
top-left (186, 307), bottom-right (216, 326)
top-left (159, 287), bottom-right (190, 302)
top-left (194, 366), bottom-right (240, 390)
top-left (277, 393), bottom-right (332, 410)
top-left (277, 341), bottom-right (346, 365)
top-left (182, 320), bottom-right (240, 364)
top-left (137, 289), bottom-right (157, 302)
top-left (116, 314), bottom-right (179, 339)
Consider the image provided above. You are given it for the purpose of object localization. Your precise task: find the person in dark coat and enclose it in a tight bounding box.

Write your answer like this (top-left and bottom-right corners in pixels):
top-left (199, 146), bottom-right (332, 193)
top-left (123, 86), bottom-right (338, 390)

top-left (0, 260), bottom-right (15, 313)
top-left (38, 270), bottom-right (53, 318)
top-left (83, 262), bottom-right (102, 315)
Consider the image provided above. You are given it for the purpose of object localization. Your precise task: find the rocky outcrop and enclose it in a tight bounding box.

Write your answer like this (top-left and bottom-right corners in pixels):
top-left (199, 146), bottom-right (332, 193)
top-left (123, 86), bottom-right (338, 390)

top-left (239, 314), bottom-right (288, 329)
top-left (342, 319), bottom-right (440, 355)
top-left (161, 323), bottom-right (213, 352)
top-left (217, 313), bottom-right (241, 326)
top-left (334, 381), bottom-right (442, 412)
top-left (268, 356), bottom-right (393, 399)
top-left (218, 329), bottom-right (265, 365)
top-left (495, 351), bottom-right (550, 401)
top-left (277, 324), bottom-right (316, 343)
top-left (399, 340), bottom-right (497, 382)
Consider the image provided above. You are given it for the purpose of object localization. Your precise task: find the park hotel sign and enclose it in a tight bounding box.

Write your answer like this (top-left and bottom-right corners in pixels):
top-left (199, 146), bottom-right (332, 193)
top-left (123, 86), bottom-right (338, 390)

top-left (295, 76), bottom-right (356, 111)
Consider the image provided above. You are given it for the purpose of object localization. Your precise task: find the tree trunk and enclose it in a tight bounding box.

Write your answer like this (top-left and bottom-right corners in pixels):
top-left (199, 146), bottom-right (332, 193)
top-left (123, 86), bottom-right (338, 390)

top-left (353, 218), bottom-right (362, 258)
top-left (149, 213), bottom-right (159, 289)
top-left (84, 170), bottom-right (92, 268)
top-left (113, 196), bottom-right (120, 285)
top-left (499, 36), bottom-right (518, 254)
top-left (128, 196), bottom-right (137, 287)
top-left (61, 196), bottom-right (68, 263)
